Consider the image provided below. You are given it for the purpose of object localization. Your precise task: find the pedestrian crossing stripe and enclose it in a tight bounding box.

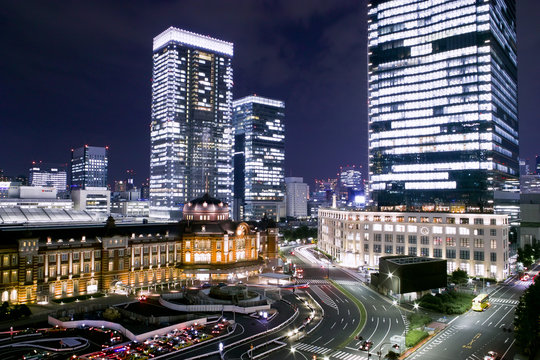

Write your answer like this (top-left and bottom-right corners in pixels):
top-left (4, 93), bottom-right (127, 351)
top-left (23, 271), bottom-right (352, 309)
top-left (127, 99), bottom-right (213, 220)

top-left (491, 298), bottom-right (519, 305)
top-left (300, 279), bottom-right (360, 286)
top-left (293, 342), bottom-right (332, 354)
top-left (311, 285), bottom-right (339, 310)
top-left (331, 350), bottom-right (369, 360)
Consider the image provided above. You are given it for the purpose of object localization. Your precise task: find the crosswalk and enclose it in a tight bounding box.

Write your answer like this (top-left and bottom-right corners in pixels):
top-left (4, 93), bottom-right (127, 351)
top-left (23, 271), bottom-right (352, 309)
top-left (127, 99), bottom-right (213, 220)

top-left (409, 325), bottom-right (464, 359)
top-left (293, 342), bottom-right (332, 355)
top-left (301, 279), bottom-right (361, 286)
top-left (336, 280), bottom-right (361, 286)
top-left (331, 350), bottom-right (369, 360)
top-left (491, 297), bottom-right (519, 305)
top-left (292, 343), bottom-right (371, 360)
top-left (311, 285), bottom-right (339, 310)
top-left (302, 279), bottom-right (329, 285)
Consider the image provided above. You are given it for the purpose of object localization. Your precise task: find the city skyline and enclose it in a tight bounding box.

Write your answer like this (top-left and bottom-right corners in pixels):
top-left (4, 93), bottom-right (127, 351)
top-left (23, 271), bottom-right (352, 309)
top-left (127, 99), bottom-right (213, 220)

top-left (1, 1), bottom-right (539, 189)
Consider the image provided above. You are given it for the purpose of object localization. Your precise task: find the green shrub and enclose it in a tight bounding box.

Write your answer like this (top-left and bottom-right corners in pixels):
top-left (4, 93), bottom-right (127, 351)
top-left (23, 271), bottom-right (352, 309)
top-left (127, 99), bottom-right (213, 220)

top-left (409, 313), bottom-right (432, 329)
top-left (406, 329), bottom-right (429, 347)
top-left (418, 292), bottom-right (474, 315)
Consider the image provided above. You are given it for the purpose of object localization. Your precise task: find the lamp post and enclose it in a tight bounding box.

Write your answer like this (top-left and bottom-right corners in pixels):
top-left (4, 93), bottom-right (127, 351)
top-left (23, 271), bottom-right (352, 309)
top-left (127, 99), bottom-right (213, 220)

top-left (388, 273), bottom-right (401, 305)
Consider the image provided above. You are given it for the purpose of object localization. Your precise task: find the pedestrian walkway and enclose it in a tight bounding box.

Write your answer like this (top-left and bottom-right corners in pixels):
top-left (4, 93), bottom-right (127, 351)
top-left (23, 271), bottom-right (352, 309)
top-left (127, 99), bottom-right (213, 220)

top-left (331, 351), bottom-right (369, 360)
top-left (310, 285), bottom-right (339, 311)
top-left (491, 297), bottom-right (519, 306)
top-left (301, 279), bottom-right (329, 284)
top-left (293, 342), bottom-right (332, 355)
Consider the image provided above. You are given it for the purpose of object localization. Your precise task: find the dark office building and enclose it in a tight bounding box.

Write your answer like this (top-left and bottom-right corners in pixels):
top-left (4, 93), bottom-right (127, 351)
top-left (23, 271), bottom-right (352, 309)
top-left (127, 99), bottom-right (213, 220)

top-left (70, 145), bottom-right (108, 189)
top-left (372, 255), bottom-right (447, 295)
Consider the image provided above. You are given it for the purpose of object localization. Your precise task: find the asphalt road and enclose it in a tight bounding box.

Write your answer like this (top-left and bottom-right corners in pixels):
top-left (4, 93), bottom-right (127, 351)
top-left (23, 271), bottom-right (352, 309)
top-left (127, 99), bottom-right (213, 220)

top-left (263, 245), bottom-right (406, 360)
top-left (408, 264), bottom-right (538, 360)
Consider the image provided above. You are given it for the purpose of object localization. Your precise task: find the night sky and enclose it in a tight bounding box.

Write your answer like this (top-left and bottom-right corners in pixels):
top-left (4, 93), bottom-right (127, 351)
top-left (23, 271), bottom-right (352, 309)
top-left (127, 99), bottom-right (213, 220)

top-left (1, 1), bottom-right (539, 187)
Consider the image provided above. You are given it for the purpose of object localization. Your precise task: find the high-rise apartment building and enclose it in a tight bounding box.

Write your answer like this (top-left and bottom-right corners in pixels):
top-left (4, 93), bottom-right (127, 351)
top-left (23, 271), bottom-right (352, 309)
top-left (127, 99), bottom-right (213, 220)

top-left (150, 27), bottom-right (234, 219)
top-left (233, 95), bottom-right (285, 220)
top-left (29, 164), bottom-right (67, 192)
top-left (368, 0), bottom-right (518, 212)
top-left (70, 145), bottom-right (108, 190)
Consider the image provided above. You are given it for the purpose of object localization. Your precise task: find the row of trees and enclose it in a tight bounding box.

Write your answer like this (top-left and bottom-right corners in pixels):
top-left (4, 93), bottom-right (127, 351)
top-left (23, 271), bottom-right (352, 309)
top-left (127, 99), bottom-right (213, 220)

top-left (517, 243), bottom-right (540, 268)
top-left (514, 278), bottom-right (540, 358)
top-left (281, 226), bottom-right (317, 242)
top-left (0, 301), bottom-right (31, 320)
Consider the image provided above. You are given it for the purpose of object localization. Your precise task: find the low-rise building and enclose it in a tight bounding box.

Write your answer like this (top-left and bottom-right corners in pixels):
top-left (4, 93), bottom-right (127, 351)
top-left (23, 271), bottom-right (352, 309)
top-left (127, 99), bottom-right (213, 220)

top-left (318, 208), bottom-right (510, 281)
top-left (0, 194), bottom-right (277, 304)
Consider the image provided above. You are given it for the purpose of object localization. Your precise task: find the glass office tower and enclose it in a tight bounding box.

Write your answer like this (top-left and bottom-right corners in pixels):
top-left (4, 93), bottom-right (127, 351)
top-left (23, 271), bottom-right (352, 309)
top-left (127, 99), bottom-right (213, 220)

top-left (233, 96), bottom-right (285, 220)
top-left (71, 145), bottom-right (108, 190)
top-left (150, 27), bottom-right (234, 219)
top-left (368, 0), bottom-right (518, 212)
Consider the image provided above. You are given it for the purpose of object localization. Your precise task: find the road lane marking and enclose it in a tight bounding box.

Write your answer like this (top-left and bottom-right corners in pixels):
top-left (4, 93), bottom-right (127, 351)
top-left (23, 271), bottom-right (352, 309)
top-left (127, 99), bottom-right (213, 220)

top-left (348, 309), bottom-right (350, 316)
top-left (311, 336), bottom-right (322, 344)
top-left (505, 338), bottom-right (509, 343)
top-left (372, 305), bottom-right (377, 310)
top-left (481, 305), bottom-right (502, 326)
top-left (323, 337), bottom-right (334, 346)
top-left (343, 323), bottom-right (348, 330)
top-left (501, 339), bottom-right (516, 359)
top-left (462, 332), bottom-right (481, 349)
top-left (374, 317), bottom-right (392, 350)
top-left (494, 306), bottom-right (516, 328)
top-left (382, 305), bottom-right (387, 311)
top-left (365, 317), bottom-right (379, 342)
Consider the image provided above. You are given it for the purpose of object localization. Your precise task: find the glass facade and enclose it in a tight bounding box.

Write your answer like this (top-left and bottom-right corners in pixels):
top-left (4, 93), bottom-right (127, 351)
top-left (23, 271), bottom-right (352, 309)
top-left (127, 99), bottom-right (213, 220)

top-left (150, 27), bottom-right (234, 219)
top-left (233, 96), bottom-right (285, 220)
top-left (368, 0), bottom-right (518, 211)
top-left (70, 146), bottom-right (108, 190)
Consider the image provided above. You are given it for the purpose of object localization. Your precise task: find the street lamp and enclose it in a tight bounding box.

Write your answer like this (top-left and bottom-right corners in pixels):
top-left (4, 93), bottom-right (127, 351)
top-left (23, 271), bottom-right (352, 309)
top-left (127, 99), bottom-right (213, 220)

top-left (413, 303), bottom-right (419, 310)
top-left (388, 273), bottom-right (401, 305)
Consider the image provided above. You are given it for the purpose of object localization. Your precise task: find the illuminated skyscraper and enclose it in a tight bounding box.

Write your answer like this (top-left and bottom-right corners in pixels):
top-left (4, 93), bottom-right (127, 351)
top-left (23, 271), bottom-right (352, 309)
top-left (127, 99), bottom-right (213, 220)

top-left (70, 145), bottom-right (108, 190)
top-left (233, 95), bottom-right (285, 220)
top-left (368, 0), bottom-right (518, 212)
top-left (150, 27), bottom-right (234, 219)
top-left (29, 163), bottom-right (67, 192)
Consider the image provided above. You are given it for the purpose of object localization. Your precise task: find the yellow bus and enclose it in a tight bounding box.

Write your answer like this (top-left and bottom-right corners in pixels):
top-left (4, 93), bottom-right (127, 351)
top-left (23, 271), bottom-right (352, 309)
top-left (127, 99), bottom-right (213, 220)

top-left (472, 293), bottom-right (490, 311)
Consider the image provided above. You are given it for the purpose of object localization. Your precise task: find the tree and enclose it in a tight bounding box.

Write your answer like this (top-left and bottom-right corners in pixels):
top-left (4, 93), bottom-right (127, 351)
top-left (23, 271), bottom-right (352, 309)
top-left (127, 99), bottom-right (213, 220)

top-left (451, 268), bottom-right (468, 284)
top-left (517, 245), bottom-right (535, 268)
top-left (104, 216), bottom-right (116, 235)
top-left (514, 280), bottom-right (540, 358)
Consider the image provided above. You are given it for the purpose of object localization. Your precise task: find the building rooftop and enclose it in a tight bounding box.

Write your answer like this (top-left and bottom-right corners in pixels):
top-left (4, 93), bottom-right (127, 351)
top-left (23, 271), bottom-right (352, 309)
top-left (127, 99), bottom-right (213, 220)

top-left (383, 255), bottom-right (445, 265)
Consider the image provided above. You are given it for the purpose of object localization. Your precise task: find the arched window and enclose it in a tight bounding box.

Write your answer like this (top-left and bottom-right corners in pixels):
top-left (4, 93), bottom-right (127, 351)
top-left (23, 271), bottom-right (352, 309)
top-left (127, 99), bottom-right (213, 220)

top-left (185, 252), bottom-right (191, 262)
top-left (1, 291), bottom-right (8, 302)
top-left (216, 251), bottom-right (222, 262)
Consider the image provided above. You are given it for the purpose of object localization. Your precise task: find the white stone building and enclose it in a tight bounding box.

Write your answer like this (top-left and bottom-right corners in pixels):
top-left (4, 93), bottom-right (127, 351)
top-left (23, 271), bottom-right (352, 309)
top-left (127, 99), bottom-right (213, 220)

top-left (318, 208), bottom-right (510, 281)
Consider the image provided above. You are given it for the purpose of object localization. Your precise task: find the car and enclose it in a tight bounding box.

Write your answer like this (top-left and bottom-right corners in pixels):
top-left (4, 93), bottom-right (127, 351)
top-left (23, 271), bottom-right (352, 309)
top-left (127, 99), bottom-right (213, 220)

top-left (484, 351), bottom-right (500, 360)
top-left (359, 340), bottom-right (373, 351)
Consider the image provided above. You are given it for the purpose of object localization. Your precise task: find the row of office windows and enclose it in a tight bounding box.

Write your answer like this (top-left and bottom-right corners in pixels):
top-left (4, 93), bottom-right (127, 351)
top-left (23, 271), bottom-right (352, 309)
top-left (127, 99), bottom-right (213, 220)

top-left (365, 244), bottom-right (498, 261)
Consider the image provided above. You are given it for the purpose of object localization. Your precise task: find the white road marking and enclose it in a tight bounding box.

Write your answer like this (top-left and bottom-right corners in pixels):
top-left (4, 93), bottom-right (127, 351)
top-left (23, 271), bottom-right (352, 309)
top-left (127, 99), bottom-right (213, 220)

top-left (331, 322), bottom-right (336, 329)
top-left (382, 305), bottom-right (387, 311)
